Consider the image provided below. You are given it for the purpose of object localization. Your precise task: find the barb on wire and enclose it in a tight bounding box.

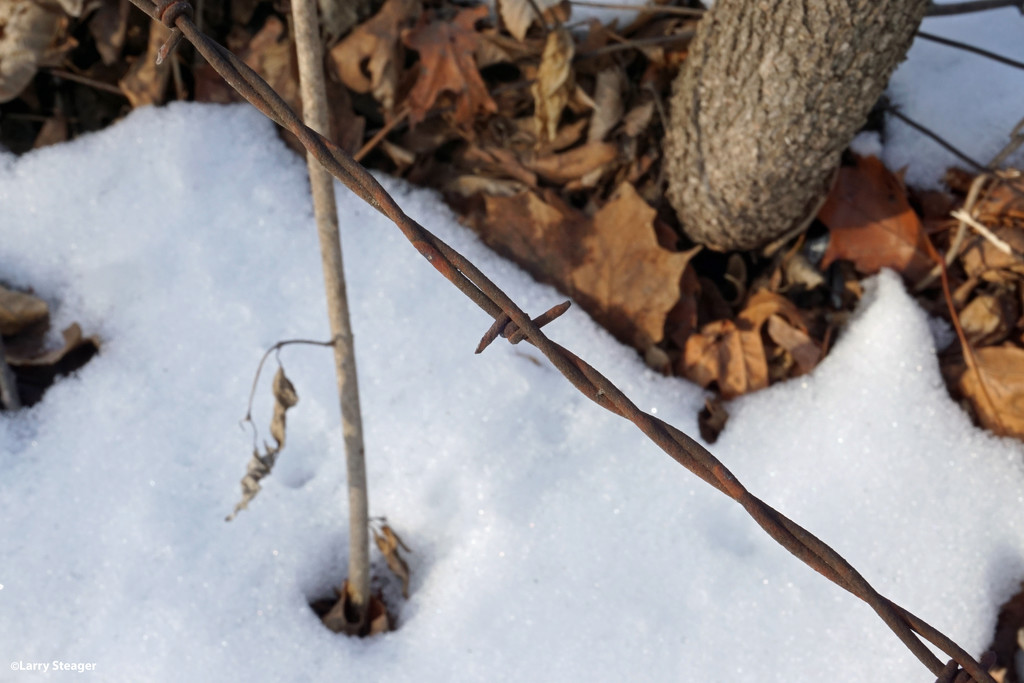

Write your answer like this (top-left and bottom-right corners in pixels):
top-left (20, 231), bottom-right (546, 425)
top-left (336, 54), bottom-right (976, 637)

top-left (125, 1), bottom-right (999, 680)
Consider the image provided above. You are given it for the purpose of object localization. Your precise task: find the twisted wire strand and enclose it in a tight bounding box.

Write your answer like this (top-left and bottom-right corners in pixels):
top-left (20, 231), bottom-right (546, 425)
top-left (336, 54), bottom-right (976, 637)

top-left (125, 2), bottom-right (996, 679)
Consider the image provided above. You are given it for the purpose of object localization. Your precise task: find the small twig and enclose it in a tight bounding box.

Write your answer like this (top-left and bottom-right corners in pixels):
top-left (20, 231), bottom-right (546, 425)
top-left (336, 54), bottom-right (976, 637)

top-left (921, 234), bottom-right (1008, 436)
top-left (0, 337), bottom-right (21, 411)
top-left (987, 116), bottom-right (1024, 168)
top-left (569, 0), bottom-right (705, 16)
top-left (354, 106), bottom-right (410, 163)
top-left (950, 209), bottom-right (1015, 254)
top-left (925, 0), bottom-right (1024, 16)
top-left (915, 31), bottom-right (1024, 71)
top-left (524, 0), bottom-right (552, 33)
top-left (914, 172), bottom-right (989, 291)
top-left (44, 68), bottom-right (126, 97)
top-left (575, 31), bottom-right (695, 60)
top-left (885, 107), bottom-right (987, 172)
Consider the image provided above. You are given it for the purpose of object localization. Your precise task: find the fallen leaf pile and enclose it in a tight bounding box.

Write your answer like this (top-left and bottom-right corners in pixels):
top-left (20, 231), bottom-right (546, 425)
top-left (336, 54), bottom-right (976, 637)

top-left (2, 0), bottom-right (1023, 444)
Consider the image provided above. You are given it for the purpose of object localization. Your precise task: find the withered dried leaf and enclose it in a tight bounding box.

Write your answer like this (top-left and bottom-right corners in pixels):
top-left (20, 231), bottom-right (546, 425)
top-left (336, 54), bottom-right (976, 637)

top-left (329, 0), bottom-right (417, 116)
top-left (447, 175), bottom-right (528, 197)
top-left (680, 290), bottom-right (815, 398)
top-left (961, 224), bottom-right (1024, 279)
top-left (269, 366), bottom-right (298, 446)
top-left (0, 285), bottom-right (49, 336)
top-left (818, 155), bottom-right (935, 282)
top-left (373, 524), bottom-right (411, 598)
top-left (477, 190), bottom-right (585, 273)
top-left (498, 0), bottom-right (562, 41)
top-left (5, 323), bottom-right (98, 367)
top-left (526, 141), bottom-right (618, 184)
top-left (587, 67), bottom-right (624, 143)
top-left (402, 6), bottom-right (498, 127)
top-left (0, 0), bottom-right (64, 103)
top-left (766, 314), bottom-right (821, 375)
top-left (960, 293), bottom-right (1013, 346)
top-left (621, 101), bottom-right (654, 138)
top-left (958, 345), bottom-right (1024, 439)
top-left (227, 366), bottom-right (298, 521)
top-left (698, 397), bottom-right (729, 443)
top-left (683, 319), bottom-right (768, 399)
top-left (322, 581), bottom-right (390, 635)
top-left (531, 26), bottom-right (575, 144)
top-left (571, 182), bottom-right (693, 346)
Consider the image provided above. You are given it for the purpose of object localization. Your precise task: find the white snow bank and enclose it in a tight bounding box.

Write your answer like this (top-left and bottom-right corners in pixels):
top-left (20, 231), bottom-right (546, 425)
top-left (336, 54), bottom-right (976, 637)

top-left (0, 103), bottom-right (1022, 681)
top-left (886, 7), bottom-right (1024, 187)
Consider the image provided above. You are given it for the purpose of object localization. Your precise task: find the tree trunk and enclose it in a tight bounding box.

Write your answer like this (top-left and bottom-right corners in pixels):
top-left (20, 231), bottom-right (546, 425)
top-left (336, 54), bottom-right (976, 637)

top-left (665, 0), bottom-right (929, 251)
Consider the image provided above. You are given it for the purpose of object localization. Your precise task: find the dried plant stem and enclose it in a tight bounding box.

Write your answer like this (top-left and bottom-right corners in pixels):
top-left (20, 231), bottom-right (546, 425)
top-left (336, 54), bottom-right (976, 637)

top-left (291, 0), bottom-right (371, 630)
top-left (0, 337), bottom-right (21, 410)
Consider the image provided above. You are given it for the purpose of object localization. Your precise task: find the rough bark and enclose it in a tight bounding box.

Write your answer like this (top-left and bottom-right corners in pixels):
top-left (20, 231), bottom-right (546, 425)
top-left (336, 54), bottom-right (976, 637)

top-left (665, 0), bottom-right (929, 251)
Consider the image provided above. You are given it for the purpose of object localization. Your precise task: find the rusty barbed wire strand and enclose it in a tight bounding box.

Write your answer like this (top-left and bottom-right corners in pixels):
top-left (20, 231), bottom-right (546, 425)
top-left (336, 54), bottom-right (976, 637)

top-left (125, 2), bottom-right (998, 680)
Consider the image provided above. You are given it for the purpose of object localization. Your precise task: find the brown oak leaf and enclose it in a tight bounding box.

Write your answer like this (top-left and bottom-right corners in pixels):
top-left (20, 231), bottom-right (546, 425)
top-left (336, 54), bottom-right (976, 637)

top-left (683, 319), bottom-right (768, 399)
top-left (329, 0), bottom-right (418, 116)
top-left (402, 6), bottom-right (498, 127)
top-left (958, 345), bottom-right (1024, 439)
top-left (818, 154), bottom-right (935, 282)
top-left (571, 182), bottom-right (694, 347)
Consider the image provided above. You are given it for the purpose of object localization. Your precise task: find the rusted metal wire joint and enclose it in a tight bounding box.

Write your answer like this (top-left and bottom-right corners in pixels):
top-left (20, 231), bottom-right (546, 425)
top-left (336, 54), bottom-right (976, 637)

top-left (123, 0), bottom-right (1001, 680)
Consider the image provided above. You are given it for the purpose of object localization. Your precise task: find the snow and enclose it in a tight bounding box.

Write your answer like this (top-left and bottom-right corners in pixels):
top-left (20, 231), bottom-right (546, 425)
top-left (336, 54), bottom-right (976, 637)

top-left (884, 7), bottom-right (1024, 188)
top-left (1, 9), bottom-right (1024, 683)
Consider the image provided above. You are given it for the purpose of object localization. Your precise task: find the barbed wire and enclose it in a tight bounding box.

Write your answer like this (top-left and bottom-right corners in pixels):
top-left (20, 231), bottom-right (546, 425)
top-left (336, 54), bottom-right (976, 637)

top-left (127, 1), bottom-right (999, 680)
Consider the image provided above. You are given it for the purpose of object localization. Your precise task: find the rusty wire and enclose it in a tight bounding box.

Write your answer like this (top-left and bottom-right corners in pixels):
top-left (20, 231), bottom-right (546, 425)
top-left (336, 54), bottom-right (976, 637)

top-left (126, 1), bottom-right (998, 680)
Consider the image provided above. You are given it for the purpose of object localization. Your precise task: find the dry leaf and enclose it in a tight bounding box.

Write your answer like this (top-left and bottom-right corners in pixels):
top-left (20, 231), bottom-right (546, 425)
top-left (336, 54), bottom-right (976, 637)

top-left (32, 114), bottom-right (68, 149)
top-left (447, 175), bottom-right (527, 197)
top-left (0, 0), bottom-right (64, 103)
top-left (587, 67), bottom-right (624, 143)
top-left (0, 285), bottom-right (48, 336)
top-left (329, 0), bottom-right (417, 116)
top-left (227, 366), bottom-right (298, 521)
top-left (461, 144), bottom-right (537, 186)
top-left (477, 189), bottom-right (588, 278)
top-left (402, 6), bottom-right (498, 128)
top-left (373, 524), bottom-right (411, 598)
top-left (5, 322), bottom-right (98, 367)
top-left (498, 0), bottom-right (562, 41)
top-left (621, 101), bottom-right (654, 137)
top-left (818, 155), bottom-right (935, 282)
top-left (698, 396), bottom-right (729, 443)
top-left (960, 293), bottom-right (1013, 346)
top-left (974, 172), bottom-right (1024, 226)
top-left (961, 224), bottom-right (1024, 279)
top-left (119, 22), bottom-right (171, 108)
top-left (321, 581), bottom-right (390, 635)
top-left (682, 319), bottom-right (768, 399)
top-left (526, 141), bottom-right (618, 184)
top-left (4, 322), bottom-right (100, 407)
top-left (531, 26), bottom-right (575, 143)
top-left (958, 345), bottom-right (1024, 439)
top-left (766, 314), bottom-right (821, 374)
top-left (571, 182), bottom-right (693, 346)
top-left (680, 290), bottom-right (816, 398)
